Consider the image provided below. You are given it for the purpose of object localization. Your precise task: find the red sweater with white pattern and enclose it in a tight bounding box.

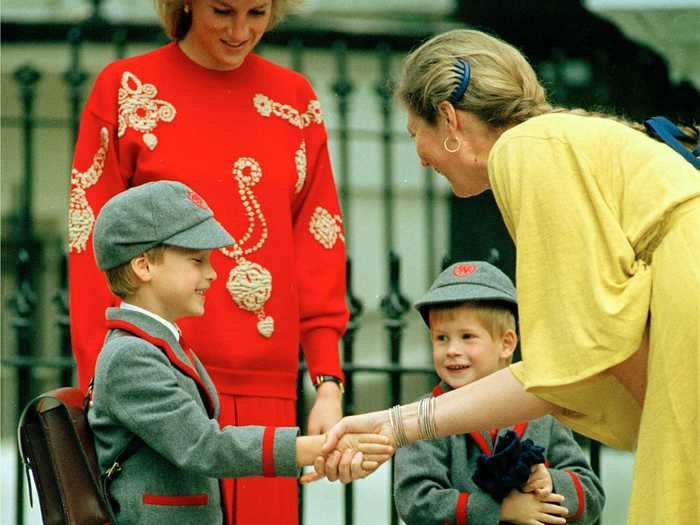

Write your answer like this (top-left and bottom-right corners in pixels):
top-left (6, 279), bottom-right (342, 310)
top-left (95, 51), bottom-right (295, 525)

top-left (69, 42), bottom-right (348, 399)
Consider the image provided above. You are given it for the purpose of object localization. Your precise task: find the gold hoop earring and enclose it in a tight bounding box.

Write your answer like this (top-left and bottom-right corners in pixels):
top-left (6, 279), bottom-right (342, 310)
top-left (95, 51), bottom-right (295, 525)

top-left (443, 136), bottom-right (461, 153)
top-left (183, 3), bottom-right (191, 14)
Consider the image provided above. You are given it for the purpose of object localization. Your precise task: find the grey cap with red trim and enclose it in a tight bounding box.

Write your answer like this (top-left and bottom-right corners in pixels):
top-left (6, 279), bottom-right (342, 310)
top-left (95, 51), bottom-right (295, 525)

top-left (93, 180), bottom-right (235, 270)
top-left (414, 261), bottom-right (517, 325)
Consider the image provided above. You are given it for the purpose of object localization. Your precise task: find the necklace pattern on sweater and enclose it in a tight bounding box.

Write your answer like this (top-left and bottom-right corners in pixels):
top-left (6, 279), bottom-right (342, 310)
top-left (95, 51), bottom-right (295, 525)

top-left (254, 93), bottom-right (317, 195)
top-left (252, 93), bottom-right (343, 248)
top-left (253, 94), bottom-right (322, 129)
top-left (69, 127), bottom-right (109, 253)
top-left (117, 72), bottom-right (176, 151)
top-left (220, 157), bottom-right (275, 338)
top-left (294, 141), bottom-right (307, 194)
top-left (309, 207), bottom-right (344, 249)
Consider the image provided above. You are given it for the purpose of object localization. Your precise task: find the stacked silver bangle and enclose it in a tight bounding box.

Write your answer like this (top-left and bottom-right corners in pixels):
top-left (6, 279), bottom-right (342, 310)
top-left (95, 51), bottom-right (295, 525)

top-left (418, 397), bottom-right (438, 441)
top-left (389, 398), bottom-right (439, 448)
top-left (389, 405), bottom-right (409, 448)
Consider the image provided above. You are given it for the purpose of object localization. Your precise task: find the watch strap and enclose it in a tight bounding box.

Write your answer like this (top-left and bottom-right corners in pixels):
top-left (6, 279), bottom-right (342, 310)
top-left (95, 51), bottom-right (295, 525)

top-left (314, 375), bottom-right (345, 394)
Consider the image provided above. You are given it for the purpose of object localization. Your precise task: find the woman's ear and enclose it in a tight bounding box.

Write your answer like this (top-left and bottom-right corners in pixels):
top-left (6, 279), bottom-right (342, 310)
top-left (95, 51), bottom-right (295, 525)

top-left (437, 101), bottom-right (459, 133)
top-left (130, 254), bottom-right (153, 283)
top-left (500, 329), bottom-right (518, 360)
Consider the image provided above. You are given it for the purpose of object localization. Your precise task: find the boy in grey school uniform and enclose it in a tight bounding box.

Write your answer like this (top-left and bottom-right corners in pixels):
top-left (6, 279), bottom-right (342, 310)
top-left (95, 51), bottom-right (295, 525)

top-left (88, 181), bottom-right (391, 525)
top-left (394, 262), bottom-right (605, 525)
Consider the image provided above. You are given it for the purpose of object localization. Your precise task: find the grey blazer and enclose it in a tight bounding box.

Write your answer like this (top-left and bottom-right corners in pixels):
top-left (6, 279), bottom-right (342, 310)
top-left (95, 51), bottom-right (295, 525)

top-left (89, 307), bottom-right (299, 525)
top-left (394, 383), bottom-right (605, 525)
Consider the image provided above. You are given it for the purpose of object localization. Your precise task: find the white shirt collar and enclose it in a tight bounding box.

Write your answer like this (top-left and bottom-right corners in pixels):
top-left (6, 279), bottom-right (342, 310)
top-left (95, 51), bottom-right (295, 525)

top-left (120, 302), bottom-right (180, 342)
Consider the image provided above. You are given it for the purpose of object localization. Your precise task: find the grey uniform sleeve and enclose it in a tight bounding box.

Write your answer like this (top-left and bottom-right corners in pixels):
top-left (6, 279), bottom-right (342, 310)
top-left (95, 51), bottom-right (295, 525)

top-left (394, 438), bottom-right (460, 525)
top-left (465, 485), bottom-right (504, 525)
top-left (100, 340), bottom-right (299, 478)
top-left (546, 418), bottom-right (605, 523)
top-left (394, 437), bottom-right (502, 525)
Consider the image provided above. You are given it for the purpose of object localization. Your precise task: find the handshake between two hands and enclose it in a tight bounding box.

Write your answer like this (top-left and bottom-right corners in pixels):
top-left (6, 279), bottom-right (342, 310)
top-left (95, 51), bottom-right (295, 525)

top-left (299, 432), bottom-right (395, 485)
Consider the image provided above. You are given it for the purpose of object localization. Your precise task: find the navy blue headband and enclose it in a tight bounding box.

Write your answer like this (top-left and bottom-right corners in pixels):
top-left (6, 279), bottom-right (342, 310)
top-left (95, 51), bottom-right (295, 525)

top-left (448, 59), bottom-right (470, 104)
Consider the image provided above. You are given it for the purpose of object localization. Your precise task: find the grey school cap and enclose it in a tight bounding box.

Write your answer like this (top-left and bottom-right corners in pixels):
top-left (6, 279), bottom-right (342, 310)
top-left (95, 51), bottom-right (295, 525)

top-left (414, 261), bottom-right (517, 325)
top-left (93, 181), bottom-right (235, 270)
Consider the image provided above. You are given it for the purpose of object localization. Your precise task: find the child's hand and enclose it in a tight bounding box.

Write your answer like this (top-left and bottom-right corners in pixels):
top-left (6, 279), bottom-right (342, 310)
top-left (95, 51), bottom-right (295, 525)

top-left (300, 434), bottom-right (393, 485)
top-left (500, 489), bottom-right (568, 525)
top-left (522, 463), bottom-right (554, 499)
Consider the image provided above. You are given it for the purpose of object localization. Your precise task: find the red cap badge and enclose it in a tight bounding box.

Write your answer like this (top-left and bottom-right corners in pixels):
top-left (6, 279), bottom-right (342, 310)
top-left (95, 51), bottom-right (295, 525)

top-left (453, 263), bottom-right (476, 277)
top-left (188, 190), bottom-right (210, 211)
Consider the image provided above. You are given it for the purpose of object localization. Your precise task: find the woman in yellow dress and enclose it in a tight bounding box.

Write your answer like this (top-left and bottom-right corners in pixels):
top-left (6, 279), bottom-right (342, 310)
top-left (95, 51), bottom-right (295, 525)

top-left (318, 29), bottom-right (700, 524)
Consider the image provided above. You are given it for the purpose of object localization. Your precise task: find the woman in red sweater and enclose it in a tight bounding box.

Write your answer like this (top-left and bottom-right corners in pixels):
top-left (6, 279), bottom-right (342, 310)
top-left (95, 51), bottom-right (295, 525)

top-left (68, 1), bottom-right (348, 522)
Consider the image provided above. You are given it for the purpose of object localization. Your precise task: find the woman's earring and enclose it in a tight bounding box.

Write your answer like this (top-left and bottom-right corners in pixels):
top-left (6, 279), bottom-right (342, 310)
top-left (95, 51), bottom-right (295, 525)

top-left (443, 136), bottom-right (461, 153)
top-left (183, 3), bottom-right (191, 14)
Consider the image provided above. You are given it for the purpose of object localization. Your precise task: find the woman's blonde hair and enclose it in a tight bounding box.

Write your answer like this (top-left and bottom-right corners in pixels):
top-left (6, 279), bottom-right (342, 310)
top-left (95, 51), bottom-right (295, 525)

top-left (154, 0), bottom-right (304, 41)
top-left (105, 246), bottom-right (168, 298)
top-left (396, 29), bottom-right (656, 134)
top-left (397, 29), bottom-right (552, 127)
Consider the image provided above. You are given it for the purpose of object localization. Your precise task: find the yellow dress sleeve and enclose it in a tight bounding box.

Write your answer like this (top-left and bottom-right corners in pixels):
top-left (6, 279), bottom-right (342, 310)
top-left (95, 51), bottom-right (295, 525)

top-left (489, 132), bottom-right (647, 450)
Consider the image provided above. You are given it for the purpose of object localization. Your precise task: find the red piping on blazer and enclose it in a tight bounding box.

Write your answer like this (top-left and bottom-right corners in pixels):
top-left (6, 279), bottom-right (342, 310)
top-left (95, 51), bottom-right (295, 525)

top-left (107, 319), bottom-right (217, 418)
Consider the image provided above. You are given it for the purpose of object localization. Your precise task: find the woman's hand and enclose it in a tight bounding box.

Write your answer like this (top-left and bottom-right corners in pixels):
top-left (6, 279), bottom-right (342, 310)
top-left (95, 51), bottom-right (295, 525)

top-left (307, 381), bottom-right (343, 435)
top-left (299, 433), bottom-right (393, 484)
top-left (336, 432), bottom-right (393, 460)
top-left (312, 410), bottom-right (394, 482)
top-left (322, 409), bottom-right (394, 452)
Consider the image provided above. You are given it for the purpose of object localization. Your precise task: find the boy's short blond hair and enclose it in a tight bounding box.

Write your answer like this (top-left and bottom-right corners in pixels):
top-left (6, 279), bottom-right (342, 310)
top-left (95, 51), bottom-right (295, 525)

top-left (105, 246), bottom-right (168, 298)
top-left (428, 300), bottom-right (517, 359)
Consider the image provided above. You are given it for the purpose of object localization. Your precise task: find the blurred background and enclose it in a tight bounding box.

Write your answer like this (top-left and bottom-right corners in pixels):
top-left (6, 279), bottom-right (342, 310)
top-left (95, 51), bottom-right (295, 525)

top-left (2, 1), bottom-right (699, 523)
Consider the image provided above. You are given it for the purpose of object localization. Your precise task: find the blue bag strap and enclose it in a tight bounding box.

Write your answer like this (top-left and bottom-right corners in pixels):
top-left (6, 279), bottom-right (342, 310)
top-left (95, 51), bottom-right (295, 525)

top-left (644, 116), bottom-right (700, 169)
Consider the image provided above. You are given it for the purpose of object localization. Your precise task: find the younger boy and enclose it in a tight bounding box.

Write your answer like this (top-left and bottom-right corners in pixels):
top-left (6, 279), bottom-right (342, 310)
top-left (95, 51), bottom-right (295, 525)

top-left (88, 181), bottom-right (390, 524)
top-left (394, 261), bottom-right (604, 525)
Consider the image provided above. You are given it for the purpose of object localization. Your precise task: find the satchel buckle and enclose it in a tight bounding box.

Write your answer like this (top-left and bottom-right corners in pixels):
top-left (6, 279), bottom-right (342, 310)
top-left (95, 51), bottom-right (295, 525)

top-left (105, 462), bottom-right (122, 480)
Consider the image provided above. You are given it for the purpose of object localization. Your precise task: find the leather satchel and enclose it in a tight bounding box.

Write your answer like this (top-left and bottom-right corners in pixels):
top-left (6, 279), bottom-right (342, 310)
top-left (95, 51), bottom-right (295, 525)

top-left (18, 386), bottom-right (137, 525)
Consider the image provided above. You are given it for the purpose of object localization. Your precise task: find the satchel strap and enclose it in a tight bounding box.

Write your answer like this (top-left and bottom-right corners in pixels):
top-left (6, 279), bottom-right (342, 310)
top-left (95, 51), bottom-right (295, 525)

top-left (103, 436), bottom-right (141, 481)
top-left (16, 404), bottom-right (35, 507)
top-left (85, 377), bottom-right (142, 481)
top-left (644, 116), bottom-right (700, 169)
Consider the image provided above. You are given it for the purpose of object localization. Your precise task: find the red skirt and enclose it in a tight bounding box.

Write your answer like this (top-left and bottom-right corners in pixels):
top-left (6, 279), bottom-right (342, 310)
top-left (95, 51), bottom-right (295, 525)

top-left (219, 394), bottom-right (299, 525)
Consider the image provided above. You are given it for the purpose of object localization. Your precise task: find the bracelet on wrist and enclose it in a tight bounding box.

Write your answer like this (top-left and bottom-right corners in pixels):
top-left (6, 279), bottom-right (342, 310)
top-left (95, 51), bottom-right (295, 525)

top-left (390, 404), bottom-right (410, 448)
